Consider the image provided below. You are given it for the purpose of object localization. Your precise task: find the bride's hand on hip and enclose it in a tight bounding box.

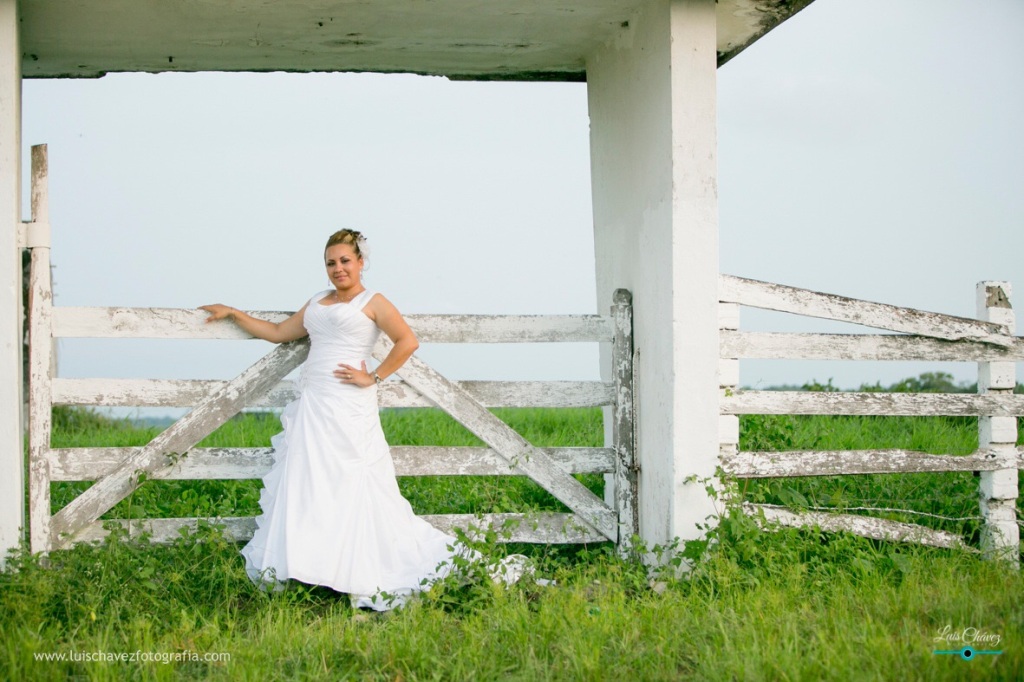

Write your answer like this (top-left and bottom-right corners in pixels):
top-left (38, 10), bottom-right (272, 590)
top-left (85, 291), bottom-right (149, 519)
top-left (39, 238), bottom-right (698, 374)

top-left (335, 361), bottom-right (374, 388)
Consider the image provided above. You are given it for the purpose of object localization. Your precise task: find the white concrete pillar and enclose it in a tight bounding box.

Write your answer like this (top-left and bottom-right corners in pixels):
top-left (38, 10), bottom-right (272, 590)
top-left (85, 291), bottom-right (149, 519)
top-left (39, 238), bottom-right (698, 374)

top-left (587, 0), bottom-right (719, 554)
top-left (0, 0), bottom-right (21, 567)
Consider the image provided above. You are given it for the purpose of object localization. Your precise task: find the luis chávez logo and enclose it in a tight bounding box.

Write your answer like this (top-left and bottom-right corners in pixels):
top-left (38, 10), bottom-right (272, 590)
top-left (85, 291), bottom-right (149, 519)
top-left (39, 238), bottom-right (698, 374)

top-left (932, 625), bottom-right (1003, 660)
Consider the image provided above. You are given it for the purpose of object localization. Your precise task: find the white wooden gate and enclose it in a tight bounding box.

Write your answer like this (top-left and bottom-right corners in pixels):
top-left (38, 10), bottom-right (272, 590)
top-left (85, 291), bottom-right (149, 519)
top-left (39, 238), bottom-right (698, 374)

top-left (717, 275), bottom-right (1023, 559)
top-left (26, 146), bottom-right (636, 554)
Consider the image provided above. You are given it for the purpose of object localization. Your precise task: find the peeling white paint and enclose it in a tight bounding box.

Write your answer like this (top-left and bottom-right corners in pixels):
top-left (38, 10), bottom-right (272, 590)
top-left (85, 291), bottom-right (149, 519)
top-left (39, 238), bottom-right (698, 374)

top-left (26, 147), bottom-right (52, 556)
top-left (722, 331), bottom-right (1024, 362)
top-left (74, 512), bottom-right (607, 546)
top-left (49, 445), bottom-right (616, 481)
top-left (720, 274), bottom-right (1013, 346)
top-left (55, 306), bottom-right (615, 343)
top-left (723, 447), bottom-right (1021, 478)
top-left (723, 390), bottom-right (1024, 417)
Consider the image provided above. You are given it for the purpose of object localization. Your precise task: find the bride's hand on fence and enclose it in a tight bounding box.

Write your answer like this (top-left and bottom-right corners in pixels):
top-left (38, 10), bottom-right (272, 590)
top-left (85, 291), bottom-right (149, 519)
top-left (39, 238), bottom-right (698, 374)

top-left (199, 304), bottom-right (234, 323)
top-left (335, 361), bottom-right (374, 387)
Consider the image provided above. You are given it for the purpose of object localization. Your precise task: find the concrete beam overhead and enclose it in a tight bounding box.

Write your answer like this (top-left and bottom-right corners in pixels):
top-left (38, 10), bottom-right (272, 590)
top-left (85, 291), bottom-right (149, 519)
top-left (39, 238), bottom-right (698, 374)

top-left (19, 0), bottom-right (813, 80)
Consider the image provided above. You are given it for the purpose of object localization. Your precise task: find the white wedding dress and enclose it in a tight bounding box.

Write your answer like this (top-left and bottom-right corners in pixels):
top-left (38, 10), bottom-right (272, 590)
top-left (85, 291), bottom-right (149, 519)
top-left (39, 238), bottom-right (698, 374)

top-left (241, 289), bottom-right (466, 610)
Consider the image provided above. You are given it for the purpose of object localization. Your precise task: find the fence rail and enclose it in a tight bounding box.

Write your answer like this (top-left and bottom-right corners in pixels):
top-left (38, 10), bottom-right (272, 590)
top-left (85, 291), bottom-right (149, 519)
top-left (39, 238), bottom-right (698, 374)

top-left (721, 331), bottom-right (1024, 362)
top-left (53, 307), bottom-right (615, 343)
top-left (719, 276), bottom-right (1021, 561)
top-left (722, 391), bottom-right (1024, 417)
top-left (722, 448), bottom-right (1022, 478)
top-left (743, 503), bottom-right (967, 550)
top-left (73, 512), bottom-right (608, 546)
top-left (48, 446), bottom-right (617, 481)
top-left (719, 274), bottom-right (1013, 345)
top-left (51, 378), bottom-right (615, 409)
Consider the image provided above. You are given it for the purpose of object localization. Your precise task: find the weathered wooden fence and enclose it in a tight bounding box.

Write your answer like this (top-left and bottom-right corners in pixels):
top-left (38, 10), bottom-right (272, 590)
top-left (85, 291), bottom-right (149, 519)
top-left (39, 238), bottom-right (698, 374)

top-left (26, 146), bottom-right (636, 554)
top-left (718, 274), bottom-right (1023, 560)
top-left (29, 139), bottom-right (1019, 562)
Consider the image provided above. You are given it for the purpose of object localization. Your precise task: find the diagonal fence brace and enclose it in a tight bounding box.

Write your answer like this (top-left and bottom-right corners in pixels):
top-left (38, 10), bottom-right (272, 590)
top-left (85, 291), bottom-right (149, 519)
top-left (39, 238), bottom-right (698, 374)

top-left (375, 338), bottom-right (618, 542)
top-left (48, 339), bottom-right (310, 549)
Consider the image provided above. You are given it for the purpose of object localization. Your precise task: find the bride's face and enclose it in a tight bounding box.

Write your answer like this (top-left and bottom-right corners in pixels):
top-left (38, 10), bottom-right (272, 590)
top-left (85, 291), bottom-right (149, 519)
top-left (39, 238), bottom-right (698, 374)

top-left (325, 243), bottom-right (363, 289)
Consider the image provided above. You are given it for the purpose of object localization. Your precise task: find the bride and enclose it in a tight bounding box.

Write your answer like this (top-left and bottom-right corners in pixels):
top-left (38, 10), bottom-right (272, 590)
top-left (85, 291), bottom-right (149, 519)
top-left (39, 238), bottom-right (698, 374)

top-left (201, 229), bottom-right (485, 610)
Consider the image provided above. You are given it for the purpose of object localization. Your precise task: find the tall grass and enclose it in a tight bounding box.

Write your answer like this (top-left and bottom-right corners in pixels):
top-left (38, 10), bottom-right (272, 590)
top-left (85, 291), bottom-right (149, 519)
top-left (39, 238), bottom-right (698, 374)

top-left (3, 404), bottom-right (1022, 680)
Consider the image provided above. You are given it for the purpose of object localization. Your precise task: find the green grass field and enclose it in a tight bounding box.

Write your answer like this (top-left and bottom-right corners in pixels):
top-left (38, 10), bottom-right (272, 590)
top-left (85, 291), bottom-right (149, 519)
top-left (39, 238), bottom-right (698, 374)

top-left (2, 401), bottom-right (1022, 680)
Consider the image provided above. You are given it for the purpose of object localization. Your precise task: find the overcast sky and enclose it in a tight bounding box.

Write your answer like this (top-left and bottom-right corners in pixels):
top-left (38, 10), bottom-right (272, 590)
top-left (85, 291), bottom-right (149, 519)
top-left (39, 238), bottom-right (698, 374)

top-left (21, 0), bottom-right (1023, 415)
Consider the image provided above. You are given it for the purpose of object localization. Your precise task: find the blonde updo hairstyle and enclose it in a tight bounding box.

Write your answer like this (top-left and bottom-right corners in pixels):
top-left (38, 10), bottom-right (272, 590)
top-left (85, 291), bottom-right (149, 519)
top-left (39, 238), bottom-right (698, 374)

top-left (324, 229), bottom-right (369, 271)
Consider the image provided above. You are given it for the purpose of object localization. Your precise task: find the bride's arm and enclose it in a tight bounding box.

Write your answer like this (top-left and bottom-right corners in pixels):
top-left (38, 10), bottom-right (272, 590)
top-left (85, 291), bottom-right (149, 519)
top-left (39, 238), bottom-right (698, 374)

top-left (365, 294), bottom-right (419, 380)
top-left (199, 303), bottom-right (310, 344)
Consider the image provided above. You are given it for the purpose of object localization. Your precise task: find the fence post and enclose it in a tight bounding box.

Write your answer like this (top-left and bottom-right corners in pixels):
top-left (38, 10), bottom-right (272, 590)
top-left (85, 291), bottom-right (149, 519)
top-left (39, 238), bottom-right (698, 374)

top-left (719, 302), bottom-right (740, 501)
top-left (27, 145), bottom-right (53, 554)
top-left (611, 289), bottom-right (637, 551)
top-left (976, 281), bottom-right (1019, 564)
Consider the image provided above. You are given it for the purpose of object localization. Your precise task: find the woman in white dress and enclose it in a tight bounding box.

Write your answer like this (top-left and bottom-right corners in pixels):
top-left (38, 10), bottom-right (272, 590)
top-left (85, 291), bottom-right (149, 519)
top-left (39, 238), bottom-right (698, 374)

top-left (201, 229), bottom-right (466, 610)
